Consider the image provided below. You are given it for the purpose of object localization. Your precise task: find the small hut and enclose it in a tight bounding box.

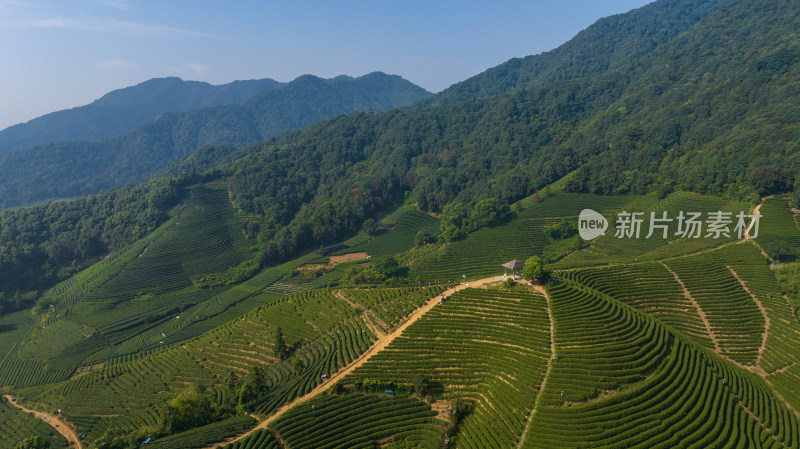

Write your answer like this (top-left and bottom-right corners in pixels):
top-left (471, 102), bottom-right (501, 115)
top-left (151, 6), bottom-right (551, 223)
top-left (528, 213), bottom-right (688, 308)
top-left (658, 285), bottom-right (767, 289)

top-left (502, 259), bottom-right (524, 278)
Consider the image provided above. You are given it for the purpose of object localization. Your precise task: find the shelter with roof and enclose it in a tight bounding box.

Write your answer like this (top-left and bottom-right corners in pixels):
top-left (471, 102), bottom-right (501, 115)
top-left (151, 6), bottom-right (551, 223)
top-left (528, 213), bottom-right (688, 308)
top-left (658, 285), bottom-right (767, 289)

top-left (502, 259), bottom-right (524, 278)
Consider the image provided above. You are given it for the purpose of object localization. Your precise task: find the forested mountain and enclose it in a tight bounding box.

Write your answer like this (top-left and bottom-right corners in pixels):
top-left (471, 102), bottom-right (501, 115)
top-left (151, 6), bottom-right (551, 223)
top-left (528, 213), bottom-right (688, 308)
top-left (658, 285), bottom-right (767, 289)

top-left (6, 1), bottom-right (800, 446)
top-left (0, 72), bottom-right (431, 209)
top-left (210, 0), bottom-right (800, 264)
top-left (422, 0), bottom-right (731, 105)
top-left (0, 77), bottom-right (284, 153)
top-left (2, 0), bottom-right (800, 316)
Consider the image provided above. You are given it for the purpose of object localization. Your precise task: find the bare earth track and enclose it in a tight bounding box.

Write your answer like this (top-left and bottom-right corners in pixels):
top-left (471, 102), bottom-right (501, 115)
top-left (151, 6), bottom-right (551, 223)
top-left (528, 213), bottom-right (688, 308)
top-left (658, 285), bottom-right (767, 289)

top-left (203, 276), bottom-right (506, 448)
top-left (662, 262), bottom-right (721, 353)
top-left (3, 394), bottom-right (82, 449)
top-left (517, 283), bottom-right (553, 448)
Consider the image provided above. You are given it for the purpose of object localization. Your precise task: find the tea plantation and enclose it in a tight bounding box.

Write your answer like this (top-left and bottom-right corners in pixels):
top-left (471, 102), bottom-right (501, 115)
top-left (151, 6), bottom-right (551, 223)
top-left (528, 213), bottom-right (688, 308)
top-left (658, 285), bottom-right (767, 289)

top-left (3, 190), bottom-right (800, 448)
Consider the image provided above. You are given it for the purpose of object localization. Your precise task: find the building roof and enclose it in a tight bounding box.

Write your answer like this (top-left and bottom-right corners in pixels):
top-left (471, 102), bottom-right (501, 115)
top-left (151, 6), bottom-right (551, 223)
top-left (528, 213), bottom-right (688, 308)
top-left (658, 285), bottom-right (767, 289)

top-left (502, 259), bottom-right (524, 270)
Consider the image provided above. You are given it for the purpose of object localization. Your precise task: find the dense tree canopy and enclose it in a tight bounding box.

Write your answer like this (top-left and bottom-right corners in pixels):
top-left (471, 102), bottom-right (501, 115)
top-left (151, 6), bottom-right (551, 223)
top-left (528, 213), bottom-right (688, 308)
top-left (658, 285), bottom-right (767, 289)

top-left (0, 73), bottom-right (430, 209)
top-left (3, 0), bottom-right (800, 319)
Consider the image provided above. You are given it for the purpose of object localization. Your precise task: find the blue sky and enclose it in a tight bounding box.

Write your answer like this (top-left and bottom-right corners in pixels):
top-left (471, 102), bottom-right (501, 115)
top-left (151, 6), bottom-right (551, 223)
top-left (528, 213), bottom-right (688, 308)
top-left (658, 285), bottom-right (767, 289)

top-left (0, 0), bottom-right (651, 130)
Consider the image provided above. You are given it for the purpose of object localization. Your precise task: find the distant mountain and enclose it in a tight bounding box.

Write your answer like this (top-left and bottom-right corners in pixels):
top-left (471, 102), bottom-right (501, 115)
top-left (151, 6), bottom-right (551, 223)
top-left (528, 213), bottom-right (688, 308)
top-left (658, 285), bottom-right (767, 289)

top-left (422, 0), bottom-right (730, 105)
top-left (9, 0), bottom-right (796, 314)
top-left (0, 77), bottom-right (284, 153)
top-left (0, 72), bottom-right (431, 208)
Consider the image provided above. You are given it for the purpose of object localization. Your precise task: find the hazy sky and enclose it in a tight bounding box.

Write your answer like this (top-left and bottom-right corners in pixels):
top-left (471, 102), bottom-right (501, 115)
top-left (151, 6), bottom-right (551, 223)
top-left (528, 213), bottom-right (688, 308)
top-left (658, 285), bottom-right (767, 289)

top-left (0, 0), bottom-right (652, 130)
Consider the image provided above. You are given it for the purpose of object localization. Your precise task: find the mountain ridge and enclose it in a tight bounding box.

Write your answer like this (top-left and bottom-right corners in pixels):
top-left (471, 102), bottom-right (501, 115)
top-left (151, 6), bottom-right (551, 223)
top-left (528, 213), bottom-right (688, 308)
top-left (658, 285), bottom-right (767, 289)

top-left (0, 72), bottom-right (431, 209)
top-left (0, 76), bottom-right (284, 153)
top-left (1, 0), bottom-right (798, 325)
top-left (422, 0), bottom-right (730, 105)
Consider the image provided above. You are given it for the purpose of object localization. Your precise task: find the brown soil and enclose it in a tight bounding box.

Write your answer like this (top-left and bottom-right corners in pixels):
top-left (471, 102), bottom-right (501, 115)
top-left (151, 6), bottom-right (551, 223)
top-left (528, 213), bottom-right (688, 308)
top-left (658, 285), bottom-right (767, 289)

top-left (202, 275), bottom-right (506, 449)
top-left (3, 395), bottom-right (82, 449)
top-left (328, 252), bottom-right (369, 265)
top-left (297, 252), bottom-right (370, 273)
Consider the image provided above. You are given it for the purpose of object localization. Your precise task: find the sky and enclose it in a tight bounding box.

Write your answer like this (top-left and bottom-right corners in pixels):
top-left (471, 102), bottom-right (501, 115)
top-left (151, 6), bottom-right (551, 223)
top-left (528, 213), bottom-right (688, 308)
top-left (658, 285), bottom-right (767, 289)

top-left (0, 0), bottom-right (652, 130)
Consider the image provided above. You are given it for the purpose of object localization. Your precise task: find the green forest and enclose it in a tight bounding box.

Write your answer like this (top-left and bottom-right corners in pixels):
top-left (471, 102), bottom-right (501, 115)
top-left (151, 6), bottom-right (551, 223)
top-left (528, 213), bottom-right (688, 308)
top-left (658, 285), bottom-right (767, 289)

top-left (2, 0), bottom-right (800, 316)
top-left (3, 0), bottom-right (800, 447)
top-left (0, 72), bottom-right (430, 209)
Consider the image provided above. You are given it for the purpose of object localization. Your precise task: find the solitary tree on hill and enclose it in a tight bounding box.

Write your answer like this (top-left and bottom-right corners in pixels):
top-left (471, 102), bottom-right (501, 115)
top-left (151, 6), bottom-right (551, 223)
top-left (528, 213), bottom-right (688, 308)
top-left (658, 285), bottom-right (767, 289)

top-left (522, 256), bottom-right (549, 282)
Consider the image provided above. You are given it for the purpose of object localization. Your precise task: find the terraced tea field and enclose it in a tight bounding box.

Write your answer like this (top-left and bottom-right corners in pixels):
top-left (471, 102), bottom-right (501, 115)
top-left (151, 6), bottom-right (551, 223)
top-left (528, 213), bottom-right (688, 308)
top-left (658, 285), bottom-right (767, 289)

top-left (5, 191), bottom-right (800, 448)
top-left (345, 288), bottom-right (551, 448)
top-left (522, 279), bottom-right (799, 449)
top-left (407, 219), bottom-right (551, 281)
top-left (0, 396), bottom-right (70, 449)
top-left (558, 191), bottom-right (749, 267)
top-left (220, 429), bottom-right (281, 449)
top-left (0, 186), bottom-right (257, 388)
top-left (14, 286), bottom-right (442, 446)
top-left (350, 206), bottom-right (440, 257)
top-left (757, 196), bottom-right (800, 261)
top-left (271, 394), bottom-right (442, 449)
top-left (564, 263), bottom-right (717, 349)
top-left (515, 192), bottom-right (635, 219)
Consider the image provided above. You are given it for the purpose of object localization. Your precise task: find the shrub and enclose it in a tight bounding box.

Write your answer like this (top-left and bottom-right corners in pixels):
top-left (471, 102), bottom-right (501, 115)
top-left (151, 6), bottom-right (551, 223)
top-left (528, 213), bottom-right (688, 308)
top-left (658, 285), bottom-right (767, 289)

top-left (362, 218), bottom-right (379, 235)
top-left (415, 229), bottom-right (435, 246)
top-left (544, 220), bottom-right (578, 240)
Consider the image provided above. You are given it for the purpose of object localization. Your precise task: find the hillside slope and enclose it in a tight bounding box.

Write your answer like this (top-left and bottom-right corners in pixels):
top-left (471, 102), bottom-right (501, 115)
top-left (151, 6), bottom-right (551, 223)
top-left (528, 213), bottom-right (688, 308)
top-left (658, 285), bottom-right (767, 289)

top-left (0, 77), bottom-right (283, 153)
top-left (7, 202), bottom-right (800, 447)
top-left (2, 0), bottom-right (800, 320)
top-left (422, 0), bottom-right (730, 105)
top-left (0, 72), bottom-right (431, 209)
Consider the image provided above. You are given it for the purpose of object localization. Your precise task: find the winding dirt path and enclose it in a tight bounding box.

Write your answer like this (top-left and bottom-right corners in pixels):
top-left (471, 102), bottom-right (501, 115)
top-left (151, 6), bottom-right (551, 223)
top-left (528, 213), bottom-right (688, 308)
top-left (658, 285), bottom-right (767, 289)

top-left (203, 276), bottom-right (506, 448)
top-left (517, 284), bottom-right (554, 449)
top-left (727, 265), bottom-right (770, 367)
top-left (331, 290), bottom-right (386, 338)
top-left (662, 263), bottom-right (720, 353)
top-left (744, 200), bottom-right (767, 240)
top-left (3, 395), bottom-right (82, 449)
top-left (744, 199), bottom-right (773, 260)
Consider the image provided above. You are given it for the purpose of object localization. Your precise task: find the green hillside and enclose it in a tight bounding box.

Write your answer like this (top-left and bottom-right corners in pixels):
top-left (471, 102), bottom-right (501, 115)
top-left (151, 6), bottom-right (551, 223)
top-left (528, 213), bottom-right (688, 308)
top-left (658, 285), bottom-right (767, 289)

top-left (0, 396), bottom-right (69, 449)
top-left (0, 72), bottom-right (431, 209)
top-left (3, 0), bottom-right (800, 447)
top-left (422, 0), bottom-right (730, 105)
top-left (0, 186), bottom-right (260, 388)
top-left (5, 0), bottom-right (800, 319)
top-left (1, 183), bottom-right (799, 448)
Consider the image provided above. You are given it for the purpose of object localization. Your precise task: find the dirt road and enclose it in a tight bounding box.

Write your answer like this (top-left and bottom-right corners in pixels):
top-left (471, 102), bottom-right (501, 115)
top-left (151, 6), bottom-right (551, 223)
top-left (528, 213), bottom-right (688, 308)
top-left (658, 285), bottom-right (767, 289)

top-left (744, 199), bottom-right (767, 240)
top-left (516, 283), bottom-right (553, 448)
top-left (3, 394), bottom-right (82, 449)
top-left (203, 275), bottom-right (506, 448)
